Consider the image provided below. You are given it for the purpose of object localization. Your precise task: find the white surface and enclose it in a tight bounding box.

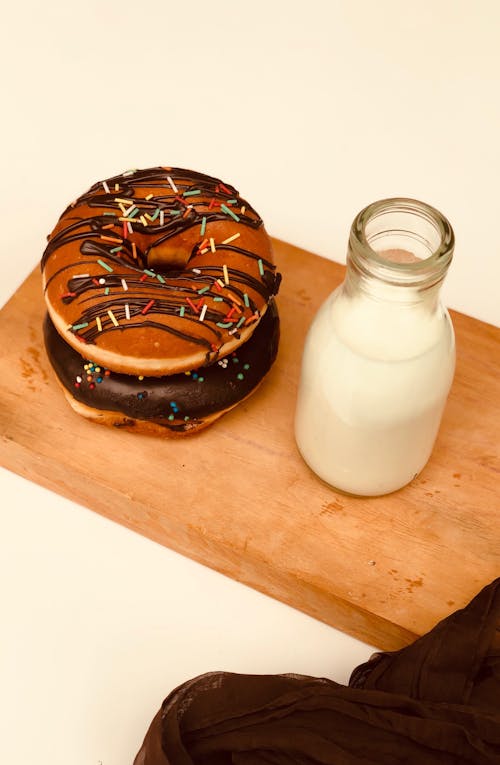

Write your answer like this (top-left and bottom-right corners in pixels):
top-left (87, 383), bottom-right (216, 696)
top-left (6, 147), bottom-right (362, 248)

top-left (1, 2), bottom-right (500, 764)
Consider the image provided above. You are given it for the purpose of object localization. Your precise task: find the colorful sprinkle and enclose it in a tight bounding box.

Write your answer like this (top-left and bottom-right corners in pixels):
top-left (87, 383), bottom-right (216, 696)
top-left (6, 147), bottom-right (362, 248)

top-left (210, 237), bottom-right (216, 253)
top-left (104, 287), bottom-right (110, 296)
top-left (199, 304), bottom-right (208, 322)
top-left (99, 236), bottom-right (122, 245)
top-left (107, 309), bottom-right (119, 327)
top-left (140, 215), bottom-right (148, 227)
top-left (216, 321), bottom-right (233, 328)
top-left (223, 264), bottom-right (229, 285)
top-left (220, 203), bottom-right (240, 222)
top-left (96, 316), bottom-right (102, 332)
top-left (236, 316), bottom-right (246, 328)
top-left (156, 274), bottom-right (166, 284)
top-left (125, 303), bottom-right (130, 320)
top-left (121, 278), bottom-right (128, 291)
top-left (197, 285), bottom-right (210, 295)
top-left (179, 306), bottom-right (185, 317)
top-left (97, 258), bottom-right (114, 272)
top-left (142, 300), bottom-right (155, 315)
top-left (110, 246), bottom-right (122, 254)
top-left (221, 232), bottom-right (241, 245)
top-left (240, 205), bottom-right (246, 215)
top-left (159, 210), bottom-right (165, 226)
top-left (102, 181), bottom-right (110, 193)
top-left (166, 175), bottom-right (178, 193)
top-left (183, 189), bottom-right (201, 197)
top-left (200, 216), bottom-right (207, 236)
top-left (237, 373), bottom-right (244, 380)
top-left (144, 269), bottom-right (156, 276)
top-left (145, 193), bottom-right (154, 200)
top-left (72, 322), bottom-right (88, 331)
top-left (258, 258), bottom-right (264, 276)
top-left (186, 297), bottom-right (199, 314)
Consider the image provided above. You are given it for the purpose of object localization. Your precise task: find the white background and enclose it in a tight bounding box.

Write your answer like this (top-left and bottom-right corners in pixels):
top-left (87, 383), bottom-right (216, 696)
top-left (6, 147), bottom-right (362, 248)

top-left (1, 2), bottom-right (499, 764)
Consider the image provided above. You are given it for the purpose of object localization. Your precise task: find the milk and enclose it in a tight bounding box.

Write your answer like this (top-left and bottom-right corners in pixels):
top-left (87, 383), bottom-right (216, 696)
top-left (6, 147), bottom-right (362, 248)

top-left (295, 286), bottom-right (455, 496)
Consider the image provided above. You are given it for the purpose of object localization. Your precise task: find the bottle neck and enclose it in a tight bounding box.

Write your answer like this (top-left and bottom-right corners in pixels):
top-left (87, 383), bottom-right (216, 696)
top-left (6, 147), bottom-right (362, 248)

top-left (345, 197), bottom-right (454, 312)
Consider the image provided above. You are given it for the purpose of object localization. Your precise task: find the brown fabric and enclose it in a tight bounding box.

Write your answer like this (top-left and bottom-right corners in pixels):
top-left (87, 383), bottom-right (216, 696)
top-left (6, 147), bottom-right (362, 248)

top-left (134, 580), bottom-right (500, 764)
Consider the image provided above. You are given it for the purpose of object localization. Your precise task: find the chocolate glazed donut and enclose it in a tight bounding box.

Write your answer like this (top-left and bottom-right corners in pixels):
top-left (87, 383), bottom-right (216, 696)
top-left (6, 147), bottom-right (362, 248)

top-left (42, 167), bottom-right (281, 376)
top-left (43, 300), bottom-right (280, 435)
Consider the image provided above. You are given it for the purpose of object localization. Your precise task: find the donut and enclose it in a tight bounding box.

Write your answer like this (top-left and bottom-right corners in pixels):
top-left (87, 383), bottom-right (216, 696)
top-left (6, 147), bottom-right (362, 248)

top-left (41, 167), bottom-right (281, 376)
top-left (43, 300), bottom-right (280, 435)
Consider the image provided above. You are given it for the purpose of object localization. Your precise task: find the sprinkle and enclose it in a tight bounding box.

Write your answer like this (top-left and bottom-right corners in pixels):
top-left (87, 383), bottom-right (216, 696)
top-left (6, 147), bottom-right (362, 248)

top-left (150, 208), bottom-right (160, 222)
top-left (236, 316), bottom-right (246, 328)
top-left (175, 196), bottom-right (188, 206)
top-left (72, 322), bottom-right (88, 331)
top-left (145, 193), bottom-right (154, 200)
top-left (145, 213), bottom-right (155, 222)
top-left (213, 296), bottom-right (224, 302)
top-left (122, 169), bottom-right (136, 177)
top-left (170, 209), bottom-right (181, 216)
top-left (208, 197), bottom-right (216, 210)
top-left (103, 212), bottom-right (116, 216)
top-left (100, 235), bottom-right (122, 244)
top-left (76, 376), bottom-right (82, 383)
top-left (197, 285), bottom-right (210, 295)
top-left (179, 306), bottom-right (185, 317)
top-left (110, 246), bottom-right (122, 253)
top-left (237, 372), bottom-right (244, 380)
top-left (216, 321), bottom-right (233, 328)
top-left (127, 222), bottom-right (133, 234)
top-left (192, 268), bottom-right (201, 275)
top-left (243, 363), bottom-right (250, 370)
top-left (198, 377), bottom-right (204, 382)
top-left (240, 205), bottom-right (246, 215)
top-left (182, 206), bottom-right (191, 219)
top-left (104, 370), bottom-right (111, 376)
top-left (219, 182), bottom-right (232, 194)
top-left (97, 258), bottom-right (114, 272)
top-left (220, 203), bottom-right (240, 222)
top-left (210, 237), bottom-right (216, 253)
top-left (223, 264), bottom-right (229, 285)
top-left (114, 197), bottom-right (133, 205)
top-left (107, 309), bottom-right (120, 325)
top-left (140, 274), bottom-right (148, 282)
top-left (183, 189), bottom-right (201, 197)
top-left (221, 232), bottom-right (241, 245)
top-left (184, 416), bottom-right (190, 421)
top-left (104, 287), bottom-right (110, 296)
top-left (102, 223), bottom-right (115, 230)
top-left (156, 274), bottom-right (166, 284)
top-left (123, 222), bottom-right (128, 239)
top-left (186, 297), bottom-right (199, 314)
top-left (60, 291), bottom-right (76, 299)
top-left (127, 206), bottom-right (139, 218)
top-left (166, 175), bottom-right (178, 193)
top-left (198, 238), bottom-right (209, 252)
top-left (140, 215), bottom-right (148, 227)
top-left (138, 375), bottom-right (144, 381)
top-left (114, 183), bottom-right (120, 190)
top-left (258, 258), bottom-right (265, 276)
top-left (98, 277), bottom-right (106, 285)
top-left (96, 316), bottom-right (102, 332)
top-left (121, 278), bottom-right (128, 291)
top-left (199, 248), bottom-right (209, 255)
top-left (118, 203), bottom-right (128, 215)
top-left (200, 216), bottom-right (207, 236)
top-left (142, 299), bottom-right (155, 315)
top-left (73, 273), bottom-right (90, 279)
top-left (102, 181), bottom-right (110, 193)
top-left (243, 292), bottom-right (250, 307)
top-left (168, 414), bottom-right (175, 421)
top-left (132, 242), bottom-right (138, 260)
top-left (199, 304), bottom-right (208, 322)
top-left (125, 303), bottom-right (130, 320)
top-left (144, 269), bottom-right (156, 276)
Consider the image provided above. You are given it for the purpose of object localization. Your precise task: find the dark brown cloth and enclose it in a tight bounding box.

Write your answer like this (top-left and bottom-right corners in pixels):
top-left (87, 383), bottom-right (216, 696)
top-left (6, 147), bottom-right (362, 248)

top-left (134, 580), bottom-right (500, 764)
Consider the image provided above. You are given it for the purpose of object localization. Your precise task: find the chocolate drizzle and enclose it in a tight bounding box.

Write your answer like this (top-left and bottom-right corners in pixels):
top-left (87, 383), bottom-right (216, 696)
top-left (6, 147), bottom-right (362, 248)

top-left (43, 301), bottom-right (280, 432)
top-left (41, 167), bottom-right (280, 367)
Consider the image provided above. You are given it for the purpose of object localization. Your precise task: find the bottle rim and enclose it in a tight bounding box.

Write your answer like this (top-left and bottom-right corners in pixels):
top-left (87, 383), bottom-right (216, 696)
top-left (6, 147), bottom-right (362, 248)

top-left (349, 197), bottom-right (455, 287)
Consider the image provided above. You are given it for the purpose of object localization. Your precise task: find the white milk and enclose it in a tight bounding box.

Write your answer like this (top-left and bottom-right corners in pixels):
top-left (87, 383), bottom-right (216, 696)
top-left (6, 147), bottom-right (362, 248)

top-left (295, 287), bottom-right (455, 496)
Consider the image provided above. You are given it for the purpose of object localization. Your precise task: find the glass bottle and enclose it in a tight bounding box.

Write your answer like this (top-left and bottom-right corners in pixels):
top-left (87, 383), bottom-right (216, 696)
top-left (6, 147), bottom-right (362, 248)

top-left (294, 197), bottom-right (455, 496)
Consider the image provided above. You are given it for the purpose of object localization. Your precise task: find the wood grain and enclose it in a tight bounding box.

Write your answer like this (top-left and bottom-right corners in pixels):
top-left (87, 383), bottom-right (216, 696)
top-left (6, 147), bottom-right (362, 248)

top-left (1, 239), bottom-right (499, 650)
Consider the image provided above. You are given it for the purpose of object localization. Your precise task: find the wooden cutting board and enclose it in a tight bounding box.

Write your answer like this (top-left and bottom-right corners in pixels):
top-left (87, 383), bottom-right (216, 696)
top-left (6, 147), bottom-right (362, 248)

top-left (1, 239), bottom-right (499, 651)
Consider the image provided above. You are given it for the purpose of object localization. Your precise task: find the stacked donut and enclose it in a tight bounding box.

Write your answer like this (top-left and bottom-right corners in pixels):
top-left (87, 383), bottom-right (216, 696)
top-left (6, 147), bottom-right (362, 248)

top-left (41, 167), bottom-right (281, 435)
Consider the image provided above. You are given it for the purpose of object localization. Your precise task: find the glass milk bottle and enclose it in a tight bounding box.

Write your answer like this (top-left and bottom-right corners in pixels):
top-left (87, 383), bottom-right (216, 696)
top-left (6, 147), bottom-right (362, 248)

top-left (295, 198), bottom-right (455, 496)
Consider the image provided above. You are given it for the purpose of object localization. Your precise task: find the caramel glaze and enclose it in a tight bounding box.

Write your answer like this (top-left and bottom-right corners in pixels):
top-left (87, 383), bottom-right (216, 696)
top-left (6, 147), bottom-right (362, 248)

top-left (42, 167), bottom-right (281, 375)
top-left (43, 300), bottom-right (280, 433)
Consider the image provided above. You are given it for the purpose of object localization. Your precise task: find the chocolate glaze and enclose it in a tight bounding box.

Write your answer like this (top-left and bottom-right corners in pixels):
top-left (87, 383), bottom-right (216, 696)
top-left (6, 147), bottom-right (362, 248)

top-left (43, 301), bottom-right (280, 431)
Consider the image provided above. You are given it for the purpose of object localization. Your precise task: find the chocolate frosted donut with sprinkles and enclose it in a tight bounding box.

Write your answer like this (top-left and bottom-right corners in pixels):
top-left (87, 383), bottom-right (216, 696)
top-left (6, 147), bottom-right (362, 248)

top-left (41, 166), bottom-right (281, 435)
